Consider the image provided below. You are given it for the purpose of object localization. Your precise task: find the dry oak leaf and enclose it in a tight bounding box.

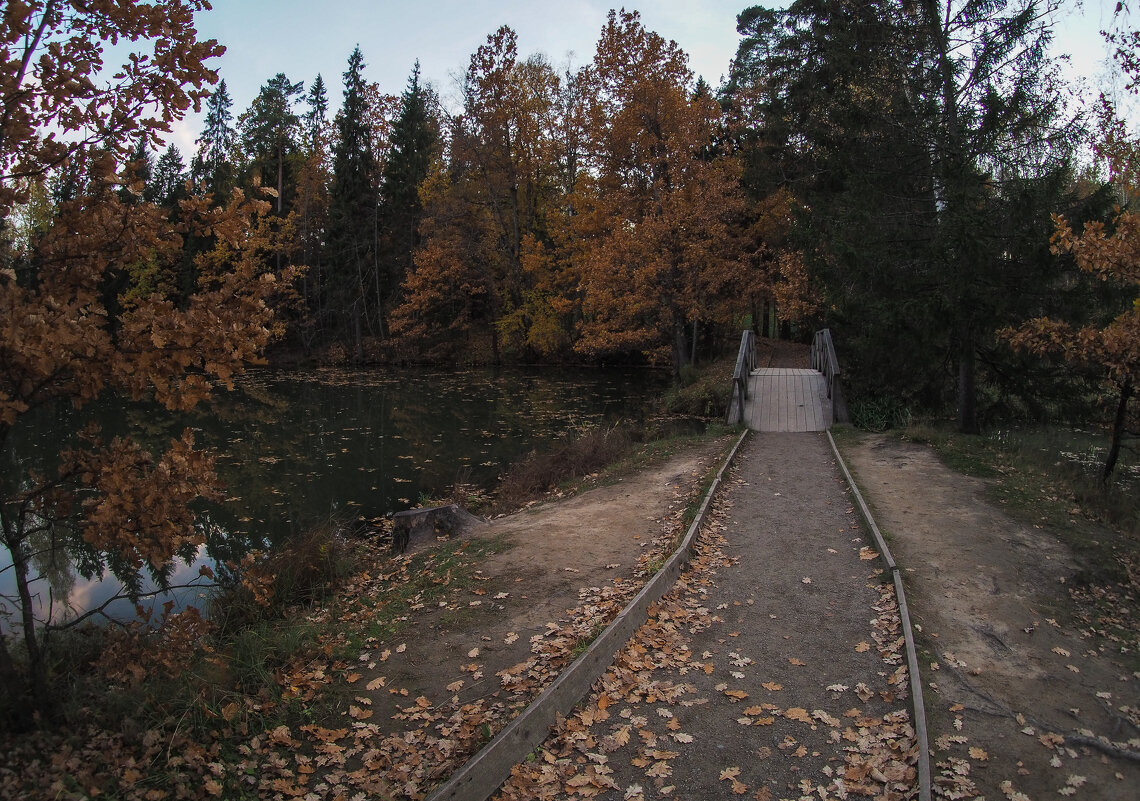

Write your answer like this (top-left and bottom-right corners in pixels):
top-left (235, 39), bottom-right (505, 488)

top-left (785, 707), bottom-right (812, 723)
top-left (859, 547), bottom-right (879, 560)
top-left (761, 681), bottom-right (782, 691)
top-left (365, 676), bottom-right (387, 691)
top-left (969, 746), bottom-right (988, 761)
top-left (855, 642), bottom-right (871, 653)
top-left (725, 689), bottom-right (750, 700)
top-left (788, 658), bottom-right (806, 666)
top-left (720, 767), bottom-right (742, 781)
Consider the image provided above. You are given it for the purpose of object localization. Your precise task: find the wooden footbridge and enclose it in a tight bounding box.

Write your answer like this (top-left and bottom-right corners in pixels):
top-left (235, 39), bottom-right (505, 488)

top-left (726, 330), bottom-right (849, 432)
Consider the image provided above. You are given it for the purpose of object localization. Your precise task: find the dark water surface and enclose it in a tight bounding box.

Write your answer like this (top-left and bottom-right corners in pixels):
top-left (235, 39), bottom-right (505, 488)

top-left (0, 366), bottom-right (669, 626)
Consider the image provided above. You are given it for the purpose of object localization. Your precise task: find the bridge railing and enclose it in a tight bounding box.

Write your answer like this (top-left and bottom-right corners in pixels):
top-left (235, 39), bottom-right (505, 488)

top-left (811, 328), bottom-right (849, 424)
top-left (726, 329), bottom-right (756, 425)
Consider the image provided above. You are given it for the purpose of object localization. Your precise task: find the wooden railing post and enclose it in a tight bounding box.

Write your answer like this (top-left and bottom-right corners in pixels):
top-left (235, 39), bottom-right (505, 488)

top-left (811, 328), bottom-right (849, 425)
top-left (726, 329), bottom-right (756, 425)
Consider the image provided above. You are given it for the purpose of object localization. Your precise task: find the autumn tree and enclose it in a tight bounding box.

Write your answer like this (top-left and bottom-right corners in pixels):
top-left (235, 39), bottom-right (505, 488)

top-left (1003, 33), bottom-right (1140, 480)
top-left (391, 28), bottom-right (574, 361)
top-left (0, 1), bottom-right (298, 722)
top-left (573, 10), bottom-right (748, 375)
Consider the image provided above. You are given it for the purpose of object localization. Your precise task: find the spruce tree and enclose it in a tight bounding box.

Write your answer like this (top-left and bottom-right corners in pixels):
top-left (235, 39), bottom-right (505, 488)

top-left (191, 80), bottom-right (239, 198)
top-left (149, 144), bottom-right (188, 208)
top-left (729, 0), bottom-right (1078, 429)
top-left (305, 73), bottom-right (330, 153)
top-left (328, 46), bottom-right (379, 355)
top-left (378, 61), bottom-right (440, 310)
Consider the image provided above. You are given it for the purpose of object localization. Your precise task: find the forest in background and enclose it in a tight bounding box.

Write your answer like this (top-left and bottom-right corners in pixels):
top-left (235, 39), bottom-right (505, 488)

top-left (5, 4), bottom-right (1137, 434)
top-left (2, 0), bottom-right (1139, 728)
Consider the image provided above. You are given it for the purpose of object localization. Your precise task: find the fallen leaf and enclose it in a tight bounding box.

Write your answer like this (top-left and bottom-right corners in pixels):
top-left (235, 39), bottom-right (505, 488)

top-left (855, 642), bottom-right (871, 653)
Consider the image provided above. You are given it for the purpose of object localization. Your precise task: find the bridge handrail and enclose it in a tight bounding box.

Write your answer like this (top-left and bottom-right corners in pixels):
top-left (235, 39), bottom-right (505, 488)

top-left (726, 329), bottom-right (756, 425)
top-left (811, 328), bottom-right (849, 424)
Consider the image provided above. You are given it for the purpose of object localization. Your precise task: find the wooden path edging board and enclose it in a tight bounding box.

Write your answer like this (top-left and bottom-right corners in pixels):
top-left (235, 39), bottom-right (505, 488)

top-left (826, 431), bottom-right (932, 801)
top-left (426, 429), bottom-right (751, 801)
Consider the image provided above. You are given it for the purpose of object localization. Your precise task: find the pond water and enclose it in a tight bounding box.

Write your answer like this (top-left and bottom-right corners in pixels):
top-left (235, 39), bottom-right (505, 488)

top-left (0, 366), bottom-right (671, 628)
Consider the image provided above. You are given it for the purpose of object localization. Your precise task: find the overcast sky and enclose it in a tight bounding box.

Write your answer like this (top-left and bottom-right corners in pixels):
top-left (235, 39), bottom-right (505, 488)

top-left (162, 0), bottom-right (1133, 155)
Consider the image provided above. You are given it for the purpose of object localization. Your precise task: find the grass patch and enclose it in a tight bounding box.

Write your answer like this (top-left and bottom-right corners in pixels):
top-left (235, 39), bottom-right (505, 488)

top-left (899, 423), bottom-right (1139, 660)
top-left (491, 418), bottom-right (732, 514)
top-left (661, 358), bottom-right (734, 418)
top-left (902, 424), bottom-right (1139, 569)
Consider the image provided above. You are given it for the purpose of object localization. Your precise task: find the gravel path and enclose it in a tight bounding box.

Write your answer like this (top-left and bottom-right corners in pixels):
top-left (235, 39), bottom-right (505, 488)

top-left (496, 433), bottom-right (919, 801)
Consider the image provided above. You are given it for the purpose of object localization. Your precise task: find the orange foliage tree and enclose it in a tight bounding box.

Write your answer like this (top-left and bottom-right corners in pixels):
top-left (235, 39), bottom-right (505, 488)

top-left (391, 26), bottom-right (575, 361)
top-left (571, 10), bottom-right (749, 375)
top-left (1003, 97), bottom-right (1139, 480)
top-left (0, 1), bottom-right (298, 718)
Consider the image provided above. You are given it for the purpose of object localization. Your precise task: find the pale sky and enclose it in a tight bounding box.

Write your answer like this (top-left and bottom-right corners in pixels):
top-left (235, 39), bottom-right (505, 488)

top-left (161, 0), bottom-right (1133, 155)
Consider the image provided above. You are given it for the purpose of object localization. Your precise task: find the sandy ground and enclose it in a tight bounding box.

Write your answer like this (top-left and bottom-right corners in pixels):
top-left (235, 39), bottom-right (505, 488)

top-left (843, 434), bottom-right (1140, 800)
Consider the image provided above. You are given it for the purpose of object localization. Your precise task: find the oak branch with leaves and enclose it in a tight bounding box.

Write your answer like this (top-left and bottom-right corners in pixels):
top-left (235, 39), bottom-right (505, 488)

top-left (0, 0), bottom-right (300, 720)
top-left (1003, 210), bottom-right (1140, 480)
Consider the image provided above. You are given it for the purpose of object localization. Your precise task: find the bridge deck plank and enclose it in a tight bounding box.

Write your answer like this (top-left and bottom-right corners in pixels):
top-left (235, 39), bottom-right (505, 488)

top-left (744, 368), bottom-right (832, 432)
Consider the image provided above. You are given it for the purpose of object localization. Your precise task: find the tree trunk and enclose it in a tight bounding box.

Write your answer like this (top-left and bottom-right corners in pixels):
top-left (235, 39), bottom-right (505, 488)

top-left (1102, 378), bottom-right (1133, 482)
top-left (957, 321), bottom-right (979, 434)
top-left (2, 518), bottom-right (48, 718)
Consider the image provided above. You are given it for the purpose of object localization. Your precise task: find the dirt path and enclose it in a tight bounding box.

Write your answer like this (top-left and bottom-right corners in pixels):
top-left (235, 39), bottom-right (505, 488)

top-left (843, 434), bottom-right (1140, 800)
top-left (496, 433), bottom-right (919, 801)
top-left (253, 437), bottom-right (734, 800)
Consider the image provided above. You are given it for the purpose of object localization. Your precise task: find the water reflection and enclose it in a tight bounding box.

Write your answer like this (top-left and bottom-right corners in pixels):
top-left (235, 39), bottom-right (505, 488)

top-left (0, 366), bottom-right (667, 627)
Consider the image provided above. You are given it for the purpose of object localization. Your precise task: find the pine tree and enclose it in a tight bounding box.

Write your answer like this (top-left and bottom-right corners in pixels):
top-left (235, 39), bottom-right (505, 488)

top-left (241, 73), bottom-right (304, 215)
